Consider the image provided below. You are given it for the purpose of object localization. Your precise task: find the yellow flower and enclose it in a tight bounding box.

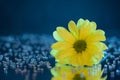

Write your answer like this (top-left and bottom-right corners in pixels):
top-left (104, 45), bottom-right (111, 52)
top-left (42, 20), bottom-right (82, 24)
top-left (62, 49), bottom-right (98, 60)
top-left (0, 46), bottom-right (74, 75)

top-left (51, 63), bottom-right (106, 80)
top-left (51, 18), bottom-right (107, 66)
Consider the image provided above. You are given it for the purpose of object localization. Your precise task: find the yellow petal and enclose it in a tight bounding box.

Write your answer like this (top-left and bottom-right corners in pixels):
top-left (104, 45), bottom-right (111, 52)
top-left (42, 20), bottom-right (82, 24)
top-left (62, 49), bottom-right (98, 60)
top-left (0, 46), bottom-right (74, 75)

top-left (86, 30), bottom-right (106, 42)
top-left (98, 42), bottom-right (108, 50)
top-left (79, 20), bottom-right (90, 40)
top-left (92, 57), bottom-right (99, 64)
top-left (51, 42), bottom-right (72, 50)
top-left (56, 56), bottom-right (70, 64)
top-left (53, 31), bottom-right (64, 41)
top-left (56, 27), bottom-right (75, 42)
top-left (68, 20), bottom-right (79, 39)
top-left (86, 43), bottom-right (98, 54)
top-left (86, 42), bottom-right (105, 55)
top-left (89, 21), bottom-right (97, 32)
top-left (97, 52), bottom-right (104, 60)
top-left (70, 55), bottom-right (80, 66)
top-left (77, 18), bottom-right (85, 29)
top-left (77, 53), bottom-right (86, 66)
top-left (78, 20), bottom-right (97, 40)
top-left (92, 52), bottom-right (104, 63)
top-left (50, 49), bottom-right (59, 57)
top-left (56, 48), bottom-right (76, 60)
top-left (88, 42), bottom-right (107, 51)
top-left (80, 52), bottom-right (93, 66)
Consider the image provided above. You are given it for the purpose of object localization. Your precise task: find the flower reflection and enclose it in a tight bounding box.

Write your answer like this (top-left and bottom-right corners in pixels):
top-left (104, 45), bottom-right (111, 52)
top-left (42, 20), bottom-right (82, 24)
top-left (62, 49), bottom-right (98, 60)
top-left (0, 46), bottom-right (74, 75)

top-left (51, 63), bottom-right (106, 80)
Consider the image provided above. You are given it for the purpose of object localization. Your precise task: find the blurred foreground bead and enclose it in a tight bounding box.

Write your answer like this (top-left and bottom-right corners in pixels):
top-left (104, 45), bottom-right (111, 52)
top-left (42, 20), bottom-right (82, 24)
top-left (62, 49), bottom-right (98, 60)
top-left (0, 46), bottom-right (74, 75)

top-left (101, 37), bottom-right (120, 80)
top-left (0, 34), bottom-right (54, 80)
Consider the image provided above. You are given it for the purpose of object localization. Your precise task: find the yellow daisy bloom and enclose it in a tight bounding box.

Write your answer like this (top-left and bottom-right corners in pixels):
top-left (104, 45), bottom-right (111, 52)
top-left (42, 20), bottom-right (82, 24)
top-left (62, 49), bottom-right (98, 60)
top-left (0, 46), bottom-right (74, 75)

top-left (51, 18), bottom-right (107, 66)
top-left (51, 63), bottom-right (106, 80)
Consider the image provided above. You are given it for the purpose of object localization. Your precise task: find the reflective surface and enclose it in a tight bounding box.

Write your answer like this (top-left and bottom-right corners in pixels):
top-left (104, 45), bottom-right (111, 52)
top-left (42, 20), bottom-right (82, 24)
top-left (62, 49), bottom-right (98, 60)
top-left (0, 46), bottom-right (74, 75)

top-left (0, 34), bottom-right (120, 80)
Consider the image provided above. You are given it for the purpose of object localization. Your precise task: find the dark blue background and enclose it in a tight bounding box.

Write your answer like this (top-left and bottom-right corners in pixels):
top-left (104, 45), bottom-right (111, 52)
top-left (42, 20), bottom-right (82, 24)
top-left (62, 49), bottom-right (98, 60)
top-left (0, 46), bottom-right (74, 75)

top-left (0, 0), bottom-right (120, 37)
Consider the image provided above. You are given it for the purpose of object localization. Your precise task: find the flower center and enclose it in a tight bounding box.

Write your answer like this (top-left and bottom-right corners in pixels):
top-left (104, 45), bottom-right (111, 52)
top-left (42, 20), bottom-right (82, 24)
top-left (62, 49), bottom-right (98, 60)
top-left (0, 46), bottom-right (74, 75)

top-left (73, 40), bottom-right (87, 53)
top-left (73, 74), bottom-right (86, 80)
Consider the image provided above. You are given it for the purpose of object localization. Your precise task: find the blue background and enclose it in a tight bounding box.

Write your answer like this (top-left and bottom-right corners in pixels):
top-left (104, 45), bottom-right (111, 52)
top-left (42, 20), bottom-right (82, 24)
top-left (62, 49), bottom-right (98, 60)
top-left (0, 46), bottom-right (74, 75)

top-left (0, 0), bottom-right (120, 37)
